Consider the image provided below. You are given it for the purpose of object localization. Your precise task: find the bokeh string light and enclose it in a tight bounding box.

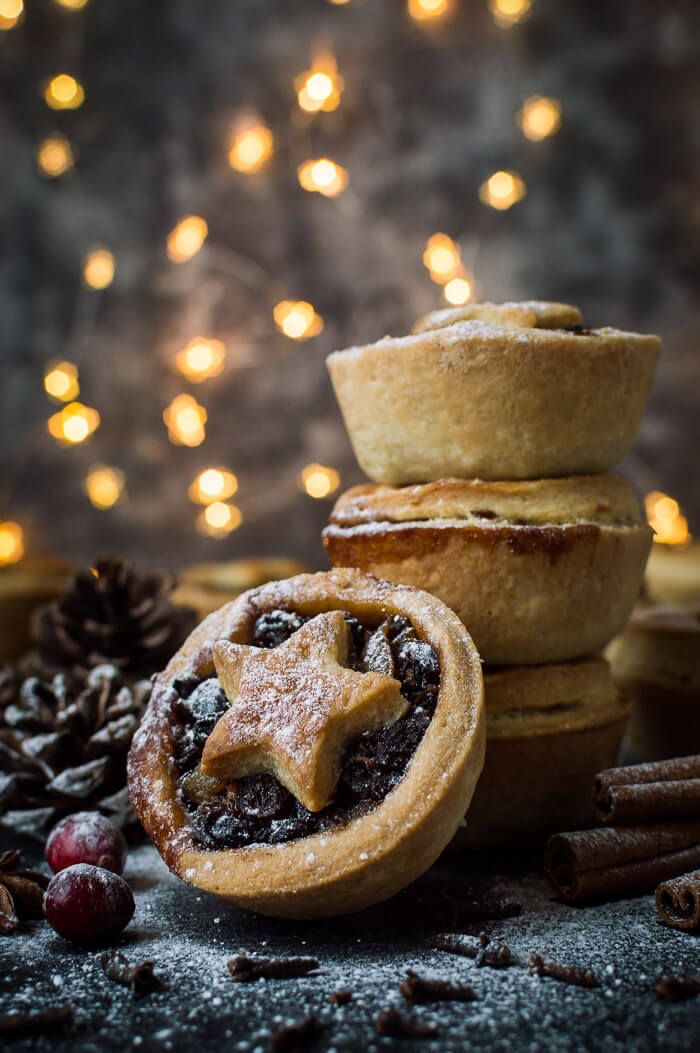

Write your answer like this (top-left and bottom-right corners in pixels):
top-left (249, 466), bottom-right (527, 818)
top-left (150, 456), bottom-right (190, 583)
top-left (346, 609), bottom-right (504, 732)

top-left (44, 361), bottom-right (80, 403)
top-left (443, 274), bottom-right (474, 305)
top-left (48, 402), bottom-right (100, 445)
top-left (54, 0), bottom-right (90, 9)
top-left (300, 464), bottom-right (341, 499)
top-left (174, 338), bottom-right (227, 383)
top-left (0, 0), bottom-right (23, 31)
top-left (228, 115), bottom-right (274, 174)
top-left (407, 0), bottom-right (454, 23)
top-left (489, 0), bottom-right (532, 29)
top-left (188, 468), bottom-right (239, 505)
top-left (0, 521), bottom-right (24, 565)
top-left (645, 492), bottom-right (691, 547)
top-left (163, 395), bottom-right (207, 447)
top-left (84, 466), bottom-right (125, 510)
top-left (196, 501), bottom-right (243, 538)
top-left (518, 95), bottom-right (561, 141)
top-left (166, 215), bottom-right (208, 263)
top-left (273, 301), bottom-right (324, 340)
top-left (295, 53), bottom-right (344, 113)
top-left (297, 158), bottom-right (348, 197)
top-left (423, 233), bottom-right (462, 284)
top-left (479, 169), bottom-right (526, 210)
top-left (44, 73), bottom-right (85, 110)
top-left (36, 135), bottom-right (74, 178)
top-left (82, 247), bottom-right (115, 290)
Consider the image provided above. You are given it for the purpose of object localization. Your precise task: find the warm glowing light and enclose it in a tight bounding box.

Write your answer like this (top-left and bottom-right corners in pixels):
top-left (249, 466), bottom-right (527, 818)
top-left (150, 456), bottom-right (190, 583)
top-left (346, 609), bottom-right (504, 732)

top-left (44, 361), bottom-right (80, 402)
top-left (328, 0), bottom-right (351, 4)
top-left (166, 215), bottom-right (208, 263)
top-left (163, 394), bottom-right (207, 447)
top-left (273, 301), bottom-right (324, 341)
top-left (84, 465), bottom-right (124, 510)
top-left (518, 95), bottom-right (562, 141)
top-left (489, 0), bottom-right (532, 28)
top-left (0, 521), bottom-right (24, 565)
top-left (82, 247), bottom-right (115, 290)
top-left (0, 0), bottom-right (23, 30)
top-left (645, 492), bottom-right (691, 547)
top-left (196, 501), bottom-right (243, 538)
top-left (423, 233), bottom-right (461, 284)
top-left (48, 402), bottom-right (100, 445)
top-left (295, 54), bottom-right (344, 113)
top-left (297, 158), bottom-right (348, 197)
top-left (44, 74), bottom-right (85, 111)
top-left (188, 467), bottom-right (238, 505)
top-left (36, 135), bottom-right (74, 178)
top-left (174, 338), bottom-right (226, 382)
top-left (300, 463), bottom-right (341, 499)
top-left (444, 275), bottom-right (474, 305)
top-left (407, 0), bottom-right (453, 22)
top-left (228, 116), bottom-right (274, 174)
top-left (54, 0), bottom-right (90, 9)
top-left (479, 170), bottom-right (526, 210)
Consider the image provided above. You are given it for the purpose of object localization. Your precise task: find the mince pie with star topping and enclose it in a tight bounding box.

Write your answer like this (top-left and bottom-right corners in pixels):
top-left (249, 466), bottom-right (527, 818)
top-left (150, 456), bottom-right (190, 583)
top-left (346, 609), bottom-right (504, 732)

top-left (128, 569), bottom-right (484, 918)
top-left (326, 301), bottom-right (660, 483)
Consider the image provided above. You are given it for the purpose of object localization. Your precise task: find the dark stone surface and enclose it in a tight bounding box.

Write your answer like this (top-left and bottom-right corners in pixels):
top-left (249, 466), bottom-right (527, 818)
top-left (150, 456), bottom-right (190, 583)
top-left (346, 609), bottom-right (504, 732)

top-left (1, 0), bottom-right (699, 570)
top-left (1, 841), bottom-right (700, 1051)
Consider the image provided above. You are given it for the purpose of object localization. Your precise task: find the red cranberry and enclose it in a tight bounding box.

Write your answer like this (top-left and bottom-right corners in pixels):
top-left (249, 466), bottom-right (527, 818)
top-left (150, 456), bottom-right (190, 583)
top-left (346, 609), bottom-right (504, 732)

top-left (43, 864), bottom-right (134, 943)
top-left (46, 812), bottom-right (128, 875)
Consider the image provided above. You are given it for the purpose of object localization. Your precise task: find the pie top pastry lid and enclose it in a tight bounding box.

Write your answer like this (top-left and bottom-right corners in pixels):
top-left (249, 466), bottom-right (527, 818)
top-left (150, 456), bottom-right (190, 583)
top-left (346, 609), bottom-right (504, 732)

top-left (328, 317), bottom-right (661, 367)
top-left (128, 569), bottom-right (485, 918)
top-left (327, 475), bottom-right (647, 530)
top-left (484, 658), bottom-right (630, 741)
top-left (413, 300), bottom-right (582, 334)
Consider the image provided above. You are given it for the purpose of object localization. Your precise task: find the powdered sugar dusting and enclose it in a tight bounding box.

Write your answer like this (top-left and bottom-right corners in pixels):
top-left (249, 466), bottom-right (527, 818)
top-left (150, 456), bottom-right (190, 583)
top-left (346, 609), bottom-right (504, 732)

top-left (3, 843), bottom-right (698, 1051)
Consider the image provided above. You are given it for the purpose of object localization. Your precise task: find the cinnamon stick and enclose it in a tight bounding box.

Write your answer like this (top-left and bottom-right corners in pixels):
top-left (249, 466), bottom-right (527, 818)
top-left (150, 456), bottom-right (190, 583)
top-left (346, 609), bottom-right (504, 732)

top-left (656, 869), bottom-right (700, 931)
top-left (594, 755), bottom-right (700, 825)
top-left (545, 821), bottom-right (700, 902)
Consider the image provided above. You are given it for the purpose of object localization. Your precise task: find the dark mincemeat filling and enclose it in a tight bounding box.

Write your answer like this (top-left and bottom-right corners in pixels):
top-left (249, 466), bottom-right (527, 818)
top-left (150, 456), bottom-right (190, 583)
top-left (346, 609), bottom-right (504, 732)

top-left (169, 609), bottom-right (440, 850)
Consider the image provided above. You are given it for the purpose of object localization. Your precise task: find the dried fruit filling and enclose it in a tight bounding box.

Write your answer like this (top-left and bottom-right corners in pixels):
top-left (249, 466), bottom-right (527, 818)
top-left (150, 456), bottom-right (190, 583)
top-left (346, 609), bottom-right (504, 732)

top-left (170, 609), bottom-right (440, 849)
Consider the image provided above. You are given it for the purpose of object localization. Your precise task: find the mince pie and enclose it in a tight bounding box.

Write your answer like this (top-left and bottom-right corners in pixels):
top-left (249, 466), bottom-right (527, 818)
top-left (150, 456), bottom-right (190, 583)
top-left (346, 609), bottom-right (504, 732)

top-left (453, 656), bottom-right (630, 849)
top-left (128, 569), bottom-right (484, 918)
top-left (607, 604), bottom-right (700, 762)
top-left (326, 301), bottom-right (660, 483)
top-left (324, 474), bottom-right (651, 664)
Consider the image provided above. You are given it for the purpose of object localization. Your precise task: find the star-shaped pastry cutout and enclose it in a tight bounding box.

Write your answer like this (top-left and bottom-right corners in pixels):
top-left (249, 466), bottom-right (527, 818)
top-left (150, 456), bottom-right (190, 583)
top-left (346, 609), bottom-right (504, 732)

top-left (200, 611), bottom-right (408, 812)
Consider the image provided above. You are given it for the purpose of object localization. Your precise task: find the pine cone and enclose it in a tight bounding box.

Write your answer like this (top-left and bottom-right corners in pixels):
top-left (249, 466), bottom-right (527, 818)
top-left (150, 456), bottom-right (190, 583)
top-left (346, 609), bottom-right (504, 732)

top-left (31, 556), bottom-right (196, 681)
top-left (0, 664), bottom-right (150, 840)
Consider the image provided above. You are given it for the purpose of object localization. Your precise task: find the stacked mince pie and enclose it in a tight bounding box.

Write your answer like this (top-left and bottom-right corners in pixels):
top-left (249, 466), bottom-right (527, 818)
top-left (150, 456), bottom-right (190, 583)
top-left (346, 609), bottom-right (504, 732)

top-left (324, 300), bottom-right (660, 846)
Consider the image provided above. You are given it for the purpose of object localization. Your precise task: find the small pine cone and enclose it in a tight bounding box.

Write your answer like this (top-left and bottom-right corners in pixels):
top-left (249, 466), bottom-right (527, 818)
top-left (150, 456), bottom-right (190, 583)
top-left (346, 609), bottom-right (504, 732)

top-left (31, 556), bottom-right (196, 681)
top-left (0, 664), bottom-right (151, 840)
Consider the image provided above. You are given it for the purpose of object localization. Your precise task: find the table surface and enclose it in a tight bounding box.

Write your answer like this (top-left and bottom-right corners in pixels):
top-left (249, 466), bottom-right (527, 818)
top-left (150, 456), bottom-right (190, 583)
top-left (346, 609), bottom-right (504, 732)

top-left (2, 840), bottom-right (700, 1053)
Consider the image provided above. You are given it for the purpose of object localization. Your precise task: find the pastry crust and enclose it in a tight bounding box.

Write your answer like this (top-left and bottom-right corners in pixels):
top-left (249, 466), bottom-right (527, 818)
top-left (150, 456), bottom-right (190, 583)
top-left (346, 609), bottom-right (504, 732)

top-left (326, 306), bottom-right (660, 483)
top-left (128, 569), bottom-right (484, 918)
top-left (324, 476), bottom-right (652, 665)
top-left (452, 658), bottom-right (630, 849)
top-left (607, 604), bottom-right (700, 762)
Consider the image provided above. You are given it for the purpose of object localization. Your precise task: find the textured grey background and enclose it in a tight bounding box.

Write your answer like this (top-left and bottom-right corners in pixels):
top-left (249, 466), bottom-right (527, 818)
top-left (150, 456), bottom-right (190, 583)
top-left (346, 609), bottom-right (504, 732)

top-left (1, 0), bottom-right (699, 572)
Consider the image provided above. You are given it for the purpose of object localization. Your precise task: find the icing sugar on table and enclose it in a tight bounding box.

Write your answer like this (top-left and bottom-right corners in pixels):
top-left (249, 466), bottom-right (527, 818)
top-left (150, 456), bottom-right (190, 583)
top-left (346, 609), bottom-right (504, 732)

top-left (1, 841), bottom-right (699, 1052)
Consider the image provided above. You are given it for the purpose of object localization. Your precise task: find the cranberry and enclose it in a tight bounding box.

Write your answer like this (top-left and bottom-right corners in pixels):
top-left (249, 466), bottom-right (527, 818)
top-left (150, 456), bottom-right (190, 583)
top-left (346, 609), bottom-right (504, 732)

top-left (43, 864), bottom-right (134, 943)
top-left (46, 812), bottom-right (128, 875)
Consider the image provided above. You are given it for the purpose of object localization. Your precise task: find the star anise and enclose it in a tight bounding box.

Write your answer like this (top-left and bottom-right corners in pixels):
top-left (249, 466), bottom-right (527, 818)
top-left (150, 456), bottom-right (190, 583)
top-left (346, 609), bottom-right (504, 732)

top-left (0, 849), bottom-right (49, 935)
